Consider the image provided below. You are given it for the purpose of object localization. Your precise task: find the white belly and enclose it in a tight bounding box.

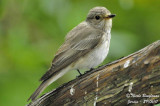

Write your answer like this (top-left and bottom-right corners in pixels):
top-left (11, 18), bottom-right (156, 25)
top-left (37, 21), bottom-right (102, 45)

top-left (73, 34), bottom-right (110, 70)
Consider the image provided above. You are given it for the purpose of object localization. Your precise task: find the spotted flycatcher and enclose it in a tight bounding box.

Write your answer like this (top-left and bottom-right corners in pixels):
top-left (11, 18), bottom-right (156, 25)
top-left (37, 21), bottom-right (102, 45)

top-left (28, 6), bottom-right (115, 101)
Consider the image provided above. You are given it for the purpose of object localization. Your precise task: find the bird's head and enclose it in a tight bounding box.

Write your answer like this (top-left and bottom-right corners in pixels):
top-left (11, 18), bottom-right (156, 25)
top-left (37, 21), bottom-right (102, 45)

top-left (86, 7), bottom-right (115, 31)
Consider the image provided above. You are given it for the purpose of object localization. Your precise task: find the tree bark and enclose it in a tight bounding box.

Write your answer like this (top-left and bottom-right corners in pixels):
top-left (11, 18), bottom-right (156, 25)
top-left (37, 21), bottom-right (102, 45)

top-left (28, 40), bottom-right (160, 106)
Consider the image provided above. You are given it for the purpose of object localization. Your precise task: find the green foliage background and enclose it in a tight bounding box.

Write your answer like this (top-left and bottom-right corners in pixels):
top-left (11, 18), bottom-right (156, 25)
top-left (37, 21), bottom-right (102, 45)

top-left (0, 0), bottom-right (159, 105)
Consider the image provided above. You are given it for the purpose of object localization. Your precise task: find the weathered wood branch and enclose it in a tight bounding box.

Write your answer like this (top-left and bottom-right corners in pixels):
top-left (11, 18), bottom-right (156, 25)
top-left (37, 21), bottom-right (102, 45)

top-left (28, 40), bottom-right (160, 106)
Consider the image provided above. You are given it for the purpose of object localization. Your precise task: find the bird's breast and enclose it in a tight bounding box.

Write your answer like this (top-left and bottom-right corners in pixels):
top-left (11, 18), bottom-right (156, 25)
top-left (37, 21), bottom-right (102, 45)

top-left (73, 32), bottom-right (111, 70)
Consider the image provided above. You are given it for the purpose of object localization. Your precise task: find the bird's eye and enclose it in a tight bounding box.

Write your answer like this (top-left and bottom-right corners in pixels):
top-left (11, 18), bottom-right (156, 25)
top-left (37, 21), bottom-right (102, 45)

top-left (95, 15), bottom-right (100, 20)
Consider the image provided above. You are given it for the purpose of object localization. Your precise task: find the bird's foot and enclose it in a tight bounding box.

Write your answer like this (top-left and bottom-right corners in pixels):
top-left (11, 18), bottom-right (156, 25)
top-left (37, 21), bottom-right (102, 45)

top-left (89, 68), bottom-right (94, 71)
top-left (76, 69), bottom-right (82, 77)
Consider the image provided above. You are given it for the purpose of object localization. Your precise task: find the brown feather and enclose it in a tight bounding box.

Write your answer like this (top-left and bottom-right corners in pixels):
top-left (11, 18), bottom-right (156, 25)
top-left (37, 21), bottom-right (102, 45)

top-left (40, 22), bottom-right (103, 81)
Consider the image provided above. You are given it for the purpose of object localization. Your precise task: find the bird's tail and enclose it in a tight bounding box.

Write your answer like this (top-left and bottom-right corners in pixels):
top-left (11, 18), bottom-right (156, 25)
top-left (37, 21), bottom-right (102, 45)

top-left (27, 67), bottom-right (70, 101)
top-left (27, 80), bottom-right (50, 102)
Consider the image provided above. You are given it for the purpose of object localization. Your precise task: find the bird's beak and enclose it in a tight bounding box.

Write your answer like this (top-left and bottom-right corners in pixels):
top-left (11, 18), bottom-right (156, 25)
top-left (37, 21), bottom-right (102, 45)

top-left (104, 14), bottom-right (116, 19)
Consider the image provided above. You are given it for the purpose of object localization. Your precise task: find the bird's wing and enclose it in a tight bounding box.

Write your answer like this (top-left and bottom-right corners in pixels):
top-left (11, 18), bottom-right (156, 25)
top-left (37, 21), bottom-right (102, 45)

top-left (40, 23), bottom-right (103, 81)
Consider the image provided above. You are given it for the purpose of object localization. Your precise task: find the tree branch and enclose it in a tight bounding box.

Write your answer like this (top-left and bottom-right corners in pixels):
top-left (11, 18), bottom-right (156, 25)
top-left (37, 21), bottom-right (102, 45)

top-left (28, 40), bottom-right (160, 106)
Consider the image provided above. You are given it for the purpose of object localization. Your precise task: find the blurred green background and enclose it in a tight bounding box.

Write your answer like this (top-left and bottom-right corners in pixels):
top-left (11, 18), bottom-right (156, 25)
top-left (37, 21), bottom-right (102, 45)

top-left (0, 0), bottom-right (159, 105)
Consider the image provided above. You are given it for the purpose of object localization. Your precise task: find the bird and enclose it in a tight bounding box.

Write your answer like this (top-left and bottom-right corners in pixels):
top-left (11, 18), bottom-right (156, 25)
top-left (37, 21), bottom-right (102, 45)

top-left (28, 6), bottom-right (115, 101)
